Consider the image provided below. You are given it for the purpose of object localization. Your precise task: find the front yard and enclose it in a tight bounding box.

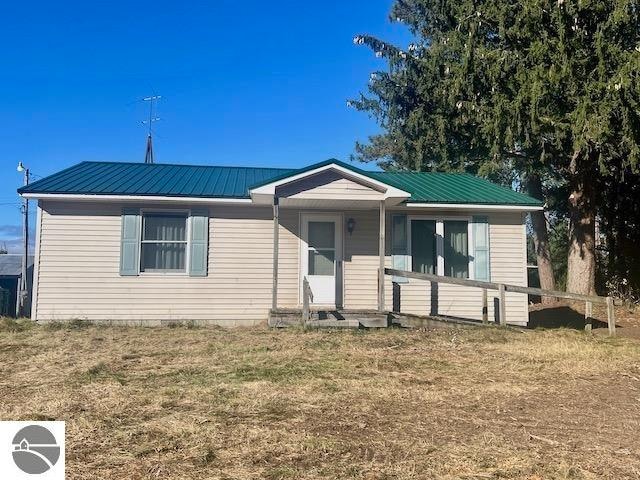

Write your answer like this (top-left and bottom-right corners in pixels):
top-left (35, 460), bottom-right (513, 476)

top-left (1, 320), bottom-right (639, 479)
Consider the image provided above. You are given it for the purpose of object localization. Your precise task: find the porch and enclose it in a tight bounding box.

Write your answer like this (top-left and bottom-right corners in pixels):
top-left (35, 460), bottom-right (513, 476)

top-left (253, 160), bottom-right (544, 329)
top-left (253, 164), bottom-right (406, 325)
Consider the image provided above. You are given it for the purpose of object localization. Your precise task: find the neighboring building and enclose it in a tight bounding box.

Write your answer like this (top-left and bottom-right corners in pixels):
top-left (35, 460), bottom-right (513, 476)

top-left (0, 254), bottom-right (34, 317)
top-left (18, 160), bottom-right (542, 326)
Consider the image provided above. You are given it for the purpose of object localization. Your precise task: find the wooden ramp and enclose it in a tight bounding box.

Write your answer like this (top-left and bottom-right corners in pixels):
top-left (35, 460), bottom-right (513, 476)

top-left (268, 308), bottom-right (500, 330)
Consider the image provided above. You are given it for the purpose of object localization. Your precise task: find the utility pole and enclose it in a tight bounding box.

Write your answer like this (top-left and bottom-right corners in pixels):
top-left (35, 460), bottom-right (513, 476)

top-left (17, 161), bottom-right (29, 317)
top-left (142, 95), bottom-right (161, 164)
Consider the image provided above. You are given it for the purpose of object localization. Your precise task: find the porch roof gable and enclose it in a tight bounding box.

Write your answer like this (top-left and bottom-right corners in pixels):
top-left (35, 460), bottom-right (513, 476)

top-left (248, 159), bottom-right (411, 204)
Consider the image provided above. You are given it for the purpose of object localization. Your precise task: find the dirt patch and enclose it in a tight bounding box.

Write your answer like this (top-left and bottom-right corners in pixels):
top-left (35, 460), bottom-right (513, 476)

top-left (1, 322), bottom-right (639, 479)
top-left (529, 301), bottom-right (640, 339)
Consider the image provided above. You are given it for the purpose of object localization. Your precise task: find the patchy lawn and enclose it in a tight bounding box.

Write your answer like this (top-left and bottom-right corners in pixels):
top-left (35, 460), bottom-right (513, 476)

top-left (1, 320), bottom-right (640, 480)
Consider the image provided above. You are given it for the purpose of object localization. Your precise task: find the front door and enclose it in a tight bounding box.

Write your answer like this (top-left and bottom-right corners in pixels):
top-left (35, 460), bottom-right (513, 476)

top-left (301, 214), bottom-right (342, 306)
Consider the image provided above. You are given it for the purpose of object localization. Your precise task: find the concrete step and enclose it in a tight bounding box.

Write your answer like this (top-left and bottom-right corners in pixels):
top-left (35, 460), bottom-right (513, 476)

top-left (269, 309), bottom-right (389, 328)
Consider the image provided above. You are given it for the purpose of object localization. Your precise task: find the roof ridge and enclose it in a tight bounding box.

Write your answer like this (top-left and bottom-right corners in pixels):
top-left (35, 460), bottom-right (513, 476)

top-left (78, 160), bottom-right (296, 171)
top-left (376, 170), bottom-right (471, 175)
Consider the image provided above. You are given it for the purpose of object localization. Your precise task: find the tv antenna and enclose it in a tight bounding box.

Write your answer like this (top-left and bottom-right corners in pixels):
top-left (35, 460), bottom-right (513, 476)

top-left (142, 95), bottom-right (161, 164)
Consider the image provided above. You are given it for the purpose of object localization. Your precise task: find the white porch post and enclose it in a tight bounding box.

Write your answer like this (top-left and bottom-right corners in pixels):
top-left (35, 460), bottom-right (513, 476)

top-left (378, 200), bottom-right (386, 312)
top-left (272, 197), bottom-right (279, 311)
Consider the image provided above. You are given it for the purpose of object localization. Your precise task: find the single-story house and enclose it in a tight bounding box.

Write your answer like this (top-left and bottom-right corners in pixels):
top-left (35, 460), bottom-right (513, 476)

top-left (0, 254), bottom-right (34, 317)
top-left (18, 159), bottom-right (543, 326)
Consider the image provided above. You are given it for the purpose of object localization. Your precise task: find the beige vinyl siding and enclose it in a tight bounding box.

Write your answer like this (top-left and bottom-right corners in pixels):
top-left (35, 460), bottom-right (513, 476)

top-left (35, 201), bottom-right (529, 326)
top-left (382, 210), bottom-right (529, 325)
top-left (343, 211), bottom-right (379, 309)
top-left (487, 212), bottom-right (529, 325)
top-left (276, 170), bottom-right (384, 201)
top-left (36, 201), bottom-right (276, 326)
top-left (277, 209), bottom-right (300, 307)
top-left (288, 177), bottom-right (384, 201)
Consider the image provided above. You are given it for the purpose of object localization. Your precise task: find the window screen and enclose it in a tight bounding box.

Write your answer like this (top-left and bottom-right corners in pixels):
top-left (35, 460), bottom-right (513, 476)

top-left (140, 213), bottom-right (187, 272)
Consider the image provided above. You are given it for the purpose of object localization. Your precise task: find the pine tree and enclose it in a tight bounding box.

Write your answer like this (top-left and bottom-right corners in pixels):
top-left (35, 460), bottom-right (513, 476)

top-left (351, 0), bottom-right (640, 295)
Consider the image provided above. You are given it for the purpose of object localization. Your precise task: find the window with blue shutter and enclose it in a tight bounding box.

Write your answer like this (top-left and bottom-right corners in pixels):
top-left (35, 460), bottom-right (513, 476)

top-left (140, 213), bottom-right (188, 272)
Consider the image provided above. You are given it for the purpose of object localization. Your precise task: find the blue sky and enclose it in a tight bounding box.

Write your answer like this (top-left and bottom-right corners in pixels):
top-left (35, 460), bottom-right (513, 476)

top-left (0, 0), bottom-right (411, 251)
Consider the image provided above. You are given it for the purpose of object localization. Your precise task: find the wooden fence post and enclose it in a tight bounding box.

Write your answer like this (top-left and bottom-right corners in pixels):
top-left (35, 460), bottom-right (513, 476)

top-left (302, 277), bottom-right (309, 326)
top-left (498, 284), bottom-right (507, 326)
top-left (606, 296), bottom-right (616, 336)
top-left (584, 301), bottom-right (593, 333)
top-left (482, 288), bottom-right (488, 324)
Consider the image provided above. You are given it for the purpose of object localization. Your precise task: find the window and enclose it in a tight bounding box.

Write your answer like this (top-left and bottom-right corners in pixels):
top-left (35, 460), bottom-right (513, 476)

top-left (140, 213), bottom-right (188, 272)
top-left (411, 219), bottom-right (436, 274)
top-left (307, 221), bottom-right (336, 276)
top-left (444, 220), bottom-right (469, 278)
top-left (409, 218), bottom-right (471, 279)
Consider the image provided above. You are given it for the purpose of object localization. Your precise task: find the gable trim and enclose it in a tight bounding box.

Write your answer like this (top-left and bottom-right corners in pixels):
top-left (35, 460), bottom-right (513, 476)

top-left (249, 162), bottom-right (411, 204)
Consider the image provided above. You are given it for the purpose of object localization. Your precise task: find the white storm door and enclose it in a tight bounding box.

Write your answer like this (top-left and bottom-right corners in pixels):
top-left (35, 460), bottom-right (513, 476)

top-left (302, 214), bottom-right (342, 306)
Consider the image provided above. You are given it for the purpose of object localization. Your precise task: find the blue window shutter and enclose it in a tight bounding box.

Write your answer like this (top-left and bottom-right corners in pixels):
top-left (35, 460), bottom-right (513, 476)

top-left (391, 214), bottom-right (408, 283)
top-left (473, 216), bottom-right (490, 281)
top-left (120, 208), bottom-right (141, 276)
top-left (189, 208), bottom-right (209, 277)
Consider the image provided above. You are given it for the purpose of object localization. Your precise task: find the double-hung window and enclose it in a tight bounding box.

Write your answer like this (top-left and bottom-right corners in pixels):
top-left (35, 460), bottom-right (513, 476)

top-left (140, 212), bottom-right (188, 273)
top-left (409, 217), bottom-right (471, 279)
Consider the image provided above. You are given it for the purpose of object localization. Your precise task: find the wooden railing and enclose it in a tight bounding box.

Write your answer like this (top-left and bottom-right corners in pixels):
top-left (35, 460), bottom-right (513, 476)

top-left (385, 268), bottom-right (617, 336)
top-left (301, 276), bottom-right (313, 325)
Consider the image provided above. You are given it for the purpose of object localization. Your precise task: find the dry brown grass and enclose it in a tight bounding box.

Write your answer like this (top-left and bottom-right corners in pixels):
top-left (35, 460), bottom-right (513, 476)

top-left (1, 319), bottom-right (640, 479)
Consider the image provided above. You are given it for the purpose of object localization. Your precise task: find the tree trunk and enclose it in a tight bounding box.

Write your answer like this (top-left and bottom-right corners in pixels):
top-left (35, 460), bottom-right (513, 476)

top-left (525, 176), bottom-right (556, 304)
top-left (566, 152), bottom-right (597, 295)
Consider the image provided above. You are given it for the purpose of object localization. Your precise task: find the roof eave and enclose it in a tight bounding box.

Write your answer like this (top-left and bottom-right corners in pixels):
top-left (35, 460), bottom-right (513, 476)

top-left (402, 201), bottom-right (544, 211)
top-left (19, 192), bottom-right (253, 204)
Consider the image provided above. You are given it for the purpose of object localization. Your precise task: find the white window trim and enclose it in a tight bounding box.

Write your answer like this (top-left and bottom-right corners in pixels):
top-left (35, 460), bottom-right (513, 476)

top-left (407, 215), bottom-right (475, 280)
top-left (138, 208), bottom-right (192, 276)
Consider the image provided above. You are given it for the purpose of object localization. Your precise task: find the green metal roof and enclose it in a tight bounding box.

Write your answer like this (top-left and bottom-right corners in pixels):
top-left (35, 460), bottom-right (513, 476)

top-left (369, 171), bottom-right (541, 205)
top-left (19, 161), bottom-right (294, 199)
top-left (18, 160), bottom-right (542, 206)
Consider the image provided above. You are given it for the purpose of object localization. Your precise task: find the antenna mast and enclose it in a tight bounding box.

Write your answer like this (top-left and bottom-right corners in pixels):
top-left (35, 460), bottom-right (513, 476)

top-left (142, 95), bottom-right (161, 164)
